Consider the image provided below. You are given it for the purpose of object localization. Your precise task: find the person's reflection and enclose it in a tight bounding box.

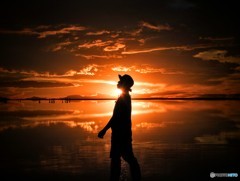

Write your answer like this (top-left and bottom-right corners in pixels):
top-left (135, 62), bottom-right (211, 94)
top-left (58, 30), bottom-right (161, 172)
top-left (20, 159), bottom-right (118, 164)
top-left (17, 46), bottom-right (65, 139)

top-left (98, 74), bottom-right (141, 181)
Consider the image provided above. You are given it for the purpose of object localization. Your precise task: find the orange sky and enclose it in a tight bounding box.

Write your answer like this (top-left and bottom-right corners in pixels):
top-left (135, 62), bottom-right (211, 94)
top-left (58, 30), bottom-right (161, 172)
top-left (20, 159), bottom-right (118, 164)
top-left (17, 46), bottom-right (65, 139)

top-left (0, 1), bottom-right (240, 98)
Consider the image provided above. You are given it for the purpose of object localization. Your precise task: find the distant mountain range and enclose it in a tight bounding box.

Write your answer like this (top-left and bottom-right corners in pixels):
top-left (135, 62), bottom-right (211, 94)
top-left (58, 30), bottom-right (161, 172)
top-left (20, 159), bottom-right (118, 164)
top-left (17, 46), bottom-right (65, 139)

top-left (64, 95), bottom-right (85, 99)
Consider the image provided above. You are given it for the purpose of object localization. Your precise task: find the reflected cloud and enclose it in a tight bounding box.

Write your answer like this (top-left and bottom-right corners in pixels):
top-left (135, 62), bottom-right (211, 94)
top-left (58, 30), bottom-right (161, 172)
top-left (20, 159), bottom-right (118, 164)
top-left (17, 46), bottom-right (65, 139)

top-left (135, 121), bottom-right (183, 129)
top-left (195, 131), bottom-right (240, 144)
top-left (0, 119), bottom-right (98, 134)
top-left (132, 101), bottom-right (166, 115)
top-left (136, 122), bottom-right (165, 129)
top-left (22, 112), bottom-right (112, 121)
top-left (45, 121), bottom-right (98, 133)
top-left (0, 100), bottom-right (240, 145)
top-left (0, 101), bottom-right (170, 133)
top-left (132, 108), bottom-right (166, 115)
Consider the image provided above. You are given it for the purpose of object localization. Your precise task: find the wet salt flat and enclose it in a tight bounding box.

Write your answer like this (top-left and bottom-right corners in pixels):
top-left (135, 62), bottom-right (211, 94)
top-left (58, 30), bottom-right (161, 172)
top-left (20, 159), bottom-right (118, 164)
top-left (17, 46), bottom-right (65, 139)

top-left (0, 100), bottom-right (239, 181)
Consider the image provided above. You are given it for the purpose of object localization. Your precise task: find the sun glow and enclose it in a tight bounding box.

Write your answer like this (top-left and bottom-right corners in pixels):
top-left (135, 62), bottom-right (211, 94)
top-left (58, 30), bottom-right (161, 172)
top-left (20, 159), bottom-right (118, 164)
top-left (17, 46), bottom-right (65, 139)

top-left (115, 88), bottom-right (122, 97)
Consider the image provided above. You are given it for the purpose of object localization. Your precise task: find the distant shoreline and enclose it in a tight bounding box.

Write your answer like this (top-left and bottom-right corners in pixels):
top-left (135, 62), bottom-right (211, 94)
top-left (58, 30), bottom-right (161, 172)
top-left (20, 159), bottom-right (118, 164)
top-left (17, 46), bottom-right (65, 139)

top-left (2, 97), bottom-right (240, 101)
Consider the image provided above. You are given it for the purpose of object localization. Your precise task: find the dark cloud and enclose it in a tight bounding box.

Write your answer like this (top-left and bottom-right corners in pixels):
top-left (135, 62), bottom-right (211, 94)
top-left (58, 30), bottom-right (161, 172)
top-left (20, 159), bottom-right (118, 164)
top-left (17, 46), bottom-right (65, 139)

top-left (194, 49), bottom-right (240, 64)
top-left (0, 81), bottom-right (73, 88)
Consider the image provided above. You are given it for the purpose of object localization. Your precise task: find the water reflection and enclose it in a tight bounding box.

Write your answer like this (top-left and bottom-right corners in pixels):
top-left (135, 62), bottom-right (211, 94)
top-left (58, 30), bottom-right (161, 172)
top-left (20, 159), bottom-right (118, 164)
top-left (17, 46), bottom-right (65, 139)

top-left (0, 100), bottom-right (239, 180)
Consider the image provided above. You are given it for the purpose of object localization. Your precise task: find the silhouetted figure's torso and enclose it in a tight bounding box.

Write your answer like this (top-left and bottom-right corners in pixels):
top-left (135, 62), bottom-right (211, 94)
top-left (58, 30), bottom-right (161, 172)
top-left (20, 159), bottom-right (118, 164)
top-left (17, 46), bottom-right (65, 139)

top-left (111, 93), bottom-right (132, 142)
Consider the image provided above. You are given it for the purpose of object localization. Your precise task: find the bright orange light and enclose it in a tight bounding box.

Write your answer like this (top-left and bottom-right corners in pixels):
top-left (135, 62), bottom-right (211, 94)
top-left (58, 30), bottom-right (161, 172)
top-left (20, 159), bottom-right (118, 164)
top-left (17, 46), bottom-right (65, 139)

top-left (114, 89), bottom-right (122, 97)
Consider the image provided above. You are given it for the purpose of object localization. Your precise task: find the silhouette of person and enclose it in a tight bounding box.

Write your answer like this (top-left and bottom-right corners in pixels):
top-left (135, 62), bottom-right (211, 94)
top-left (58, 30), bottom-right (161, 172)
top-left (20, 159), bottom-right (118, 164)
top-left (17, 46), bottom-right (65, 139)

top-left (98, 74), bottom-right (141, 181)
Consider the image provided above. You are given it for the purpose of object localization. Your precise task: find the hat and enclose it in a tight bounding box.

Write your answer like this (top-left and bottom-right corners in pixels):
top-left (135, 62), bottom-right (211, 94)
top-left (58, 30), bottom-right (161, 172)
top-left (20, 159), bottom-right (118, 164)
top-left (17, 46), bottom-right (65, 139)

top-left (118, 74), bottom-right (134, 88)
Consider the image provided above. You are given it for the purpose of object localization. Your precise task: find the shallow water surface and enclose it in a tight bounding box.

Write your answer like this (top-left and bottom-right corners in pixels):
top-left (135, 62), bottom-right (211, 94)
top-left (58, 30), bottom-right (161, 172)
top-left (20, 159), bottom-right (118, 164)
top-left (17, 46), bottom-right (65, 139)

top-left (0, 100), bottom-right (239, 180)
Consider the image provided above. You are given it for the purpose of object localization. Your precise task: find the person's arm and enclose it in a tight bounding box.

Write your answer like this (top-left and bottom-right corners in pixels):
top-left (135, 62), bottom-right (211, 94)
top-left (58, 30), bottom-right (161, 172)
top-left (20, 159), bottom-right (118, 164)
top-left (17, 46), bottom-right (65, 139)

top-left (97, 116), bottom-right (114, 139)
top-left (97, 99), bottom-right (120, 139)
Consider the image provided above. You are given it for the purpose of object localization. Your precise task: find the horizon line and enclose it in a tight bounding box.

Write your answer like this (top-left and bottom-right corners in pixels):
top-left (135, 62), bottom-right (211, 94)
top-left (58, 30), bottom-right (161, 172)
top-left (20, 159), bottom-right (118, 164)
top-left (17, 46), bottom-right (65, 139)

top-left (1, 97), bottom-right (240, 101)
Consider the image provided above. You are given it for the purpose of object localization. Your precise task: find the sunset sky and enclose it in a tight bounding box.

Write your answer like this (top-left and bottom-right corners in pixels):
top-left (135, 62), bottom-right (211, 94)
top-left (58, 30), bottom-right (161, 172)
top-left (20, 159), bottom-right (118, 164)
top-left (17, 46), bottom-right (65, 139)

top-left (1, 0), bottom-right (240, 98)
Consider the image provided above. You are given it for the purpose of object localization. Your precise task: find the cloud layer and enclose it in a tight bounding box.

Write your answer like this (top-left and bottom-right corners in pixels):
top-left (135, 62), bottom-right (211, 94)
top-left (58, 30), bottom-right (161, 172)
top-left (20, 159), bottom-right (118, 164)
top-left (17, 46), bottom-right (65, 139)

top-left (0, 1), bottom-right (239, 98)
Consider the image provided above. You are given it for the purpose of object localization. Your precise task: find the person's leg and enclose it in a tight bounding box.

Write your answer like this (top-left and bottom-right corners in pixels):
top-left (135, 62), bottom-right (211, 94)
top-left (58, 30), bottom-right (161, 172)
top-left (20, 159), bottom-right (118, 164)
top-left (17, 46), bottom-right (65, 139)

top-left (122, 144), bottom-right (141, 181)
top-left (124, 156), bottom-right (141, 181)
top-left (110, 157), bottom-right (121, 181)
top-left (110, 141), bottom-right (121, 181)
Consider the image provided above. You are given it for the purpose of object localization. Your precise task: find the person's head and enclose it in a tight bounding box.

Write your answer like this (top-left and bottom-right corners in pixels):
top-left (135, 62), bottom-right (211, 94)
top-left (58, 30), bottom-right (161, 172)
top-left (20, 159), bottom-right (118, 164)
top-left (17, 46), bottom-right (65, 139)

top-left (117, 74), bottom-right (134, 92)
